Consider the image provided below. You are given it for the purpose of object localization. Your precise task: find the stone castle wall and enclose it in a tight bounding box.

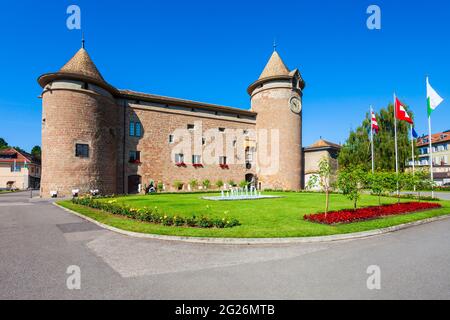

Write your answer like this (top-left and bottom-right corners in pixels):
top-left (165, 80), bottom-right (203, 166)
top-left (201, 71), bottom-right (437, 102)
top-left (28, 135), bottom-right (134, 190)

top-left (123, 103), bottom-right (256, 192)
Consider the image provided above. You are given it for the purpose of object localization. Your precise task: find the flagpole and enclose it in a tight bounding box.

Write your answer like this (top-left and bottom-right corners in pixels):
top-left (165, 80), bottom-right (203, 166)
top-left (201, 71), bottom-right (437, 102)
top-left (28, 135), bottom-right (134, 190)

top-left (394, 93), bottom-right (399, 196)
top-left (411, 124), bottom-right (416, 191)
top-left (410, 125), bottom-right (415, 174)
top-left (428, 115), bottom-right (434, 199)
top-left (370, 106), bottom-right (374, 173)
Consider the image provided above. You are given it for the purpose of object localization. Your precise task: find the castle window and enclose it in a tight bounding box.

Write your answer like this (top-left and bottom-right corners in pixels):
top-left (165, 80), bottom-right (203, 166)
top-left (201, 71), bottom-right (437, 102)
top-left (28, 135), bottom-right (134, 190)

top-left (135, 122), bottom-right (142, 137)
top-left (129, 121), bottom-right (135, 136)
top-left (129, 151), bottom-right (141, 163)
top-left (175, 153), bottom-right (184, 163)
top-left (192, 155), bottom-right (202, 165)
top-left (218, 127), bottom-right (225, 132)
top-left (245, 147), bottom-right (253, 162)
top-left (219, 156), bottom-right (227, 165)
top-left (187, 124), bottom-right (195, 131)
top-left (169, 135), bottom-right (174, 143)
top-left (75, 144), bottom-right (89, 158)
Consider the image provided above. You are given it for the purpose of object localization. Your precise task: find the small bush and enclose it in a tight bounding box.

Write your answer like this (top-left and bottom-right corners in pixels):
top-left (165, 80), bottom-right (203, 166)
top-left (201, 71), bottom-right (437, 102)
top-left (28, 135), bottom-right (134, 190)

top-left (202, 179), bottom-right (211, 190)
top-left (189, 179), bottom-right (198, 190)
top-left (216, 180), bottom-right (224, 188)
top-left (173, 181), bottom-right (184, 191)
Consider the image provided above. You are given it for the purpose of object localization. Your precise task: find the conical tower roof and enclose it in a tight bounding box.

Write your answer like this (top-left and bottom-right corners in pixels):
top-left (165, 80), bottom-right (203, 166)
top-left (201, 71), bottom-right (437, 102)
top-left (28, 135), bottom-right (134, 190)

top-left (38, 46), bottom-right (117, 95)
top-left (258, 51), bottom-right (290, 80)
top-left (59, 48), bottom-right (105, 83)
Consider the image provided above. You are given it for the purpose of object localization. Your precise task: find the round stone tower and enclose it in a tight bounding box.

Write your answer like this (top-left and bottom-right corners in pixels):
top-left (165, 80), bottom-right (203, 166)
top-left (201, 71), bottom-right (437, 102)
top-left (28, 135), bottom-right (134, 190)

top-left (38, 45), bottom-right (120, 197)
top-left (248, 51), bottom-right (305, 190)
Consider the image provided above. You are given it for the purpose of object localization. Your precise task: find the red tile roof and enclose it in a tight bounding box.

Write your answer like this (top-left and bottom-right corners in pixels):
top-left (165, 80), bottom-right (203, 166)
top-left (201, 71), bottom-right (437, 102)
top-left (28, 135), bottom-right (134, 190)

top-left (417, 131), bottom-right (450, 147)
top-left (0, 148), bottom-right (38, 165)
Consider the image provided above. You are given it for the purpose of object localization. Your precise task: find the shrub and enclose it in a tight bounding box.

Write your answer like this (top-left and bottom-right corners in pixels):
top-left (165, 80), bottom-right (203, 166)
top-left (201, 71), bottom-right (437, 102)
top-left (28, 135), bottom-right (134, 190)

top-left (157, 182), bottom-right (164, 192)
top-left (186, 216), bottom-right (198, 227)
top-left (173, 216), bottom-right (186, 226)
top-left (198, 216), bottom-right (213, 228)
top-left (173, 180), bottom-right (184, 191)
top-left (189, 179), bottom-right (198, 190)
top-left (202, 179), bottom-right (211, 190)
top-left (216, 180), bottom-right (224, 188)
top-left (228, 180), bottom-right (236, 187)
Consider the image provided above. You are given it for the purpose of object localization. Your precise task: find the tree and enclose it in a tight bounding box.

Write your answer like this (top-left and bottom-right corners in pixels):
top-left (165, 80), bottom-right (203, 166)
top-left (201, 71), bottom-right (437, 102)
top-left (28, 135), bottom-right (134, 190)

top-left (367, 171), bottom-right (390, 205)
top-left (307, 157), bottom-right (333, 214)
top-left (338, 103), bottom-right (416, 172)
top-left (412, 169), bottom-right (434, 201)
top-left (31, 145), bottom-right (41, 161)
top-left (0, 138), bottom-right (8, 149)
top-left (337, 166), bottom-right (367, 210)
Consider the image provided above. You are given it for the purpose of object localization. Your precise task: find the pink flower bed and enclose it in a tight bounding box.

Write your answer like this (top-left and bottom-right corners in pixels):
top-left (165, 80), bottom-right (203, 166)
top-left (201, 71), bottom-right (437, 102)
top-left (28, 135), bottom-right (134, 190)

top-left (304, 202), bottom-right (442, 225)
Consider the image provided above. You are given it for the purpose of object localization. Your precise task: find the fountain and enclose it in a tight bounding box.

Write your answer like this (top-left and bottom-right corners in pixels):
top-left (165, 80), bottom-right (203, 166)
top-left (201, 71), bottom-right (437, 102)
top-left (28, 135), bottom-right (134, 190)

top-left (202, 186), bottom-right (282, 201)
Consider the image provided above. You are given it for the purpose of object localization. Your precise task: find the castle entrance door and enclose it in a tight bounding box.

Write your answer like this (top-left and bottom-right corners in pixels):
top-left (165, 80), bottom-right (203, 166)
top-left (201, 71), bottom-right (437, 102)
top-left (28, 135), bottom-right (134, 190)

top-left (245, 174), bottom-right (255, 188)
top-left (128, 175), bottom-right (141, 194)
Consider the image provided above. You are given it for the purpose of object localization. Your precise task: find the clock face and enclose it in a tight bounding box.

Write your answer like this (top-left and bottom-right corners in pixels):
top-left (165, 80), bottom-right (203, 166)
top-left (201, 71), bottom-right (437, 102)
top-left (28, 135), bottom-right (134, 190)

top-left (289, 97), bottom-right (301, 114)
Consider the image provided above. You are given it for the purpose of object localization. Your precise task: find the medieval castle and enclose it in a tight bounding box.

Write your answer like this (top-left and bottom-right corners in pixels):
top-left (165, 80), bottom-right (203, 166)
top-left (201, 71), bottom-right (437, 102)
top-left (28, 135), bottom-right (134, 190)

top-left (38, 44), bottom-right (340, 197)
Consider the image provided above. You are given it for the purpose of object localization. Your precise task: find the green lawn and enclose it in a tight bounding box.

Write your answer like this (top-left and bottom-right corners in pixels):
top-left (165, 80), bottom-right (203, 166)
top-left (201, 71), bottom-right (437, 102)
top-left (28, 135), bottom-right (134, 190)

top-left (58, 192), bottom-right (450, 238)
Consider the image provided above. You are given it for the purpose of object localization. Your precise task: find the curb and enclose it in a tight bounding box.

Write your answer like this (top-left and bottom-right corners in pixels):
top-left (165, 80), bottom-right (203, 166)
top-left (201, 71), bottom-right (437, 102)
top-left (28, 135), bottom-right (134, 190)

top-left (53, 202), bottom-right (450, 245)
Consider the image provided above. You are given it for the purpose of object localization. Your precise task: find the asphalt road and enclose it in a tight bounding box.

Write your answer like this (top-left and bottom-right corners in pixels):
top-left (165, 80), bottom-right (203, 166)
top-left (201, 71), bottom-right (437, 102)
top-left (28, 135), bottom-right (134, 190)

top-left (1, 191), bottom-right (450, 300)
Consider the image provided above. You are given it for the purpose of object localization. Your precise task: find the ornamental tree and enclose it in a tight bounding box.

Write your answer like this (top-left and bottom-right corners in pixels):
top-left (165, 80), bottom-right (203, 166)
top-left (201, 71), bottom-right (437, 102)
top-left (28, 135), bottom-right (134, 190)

top-left (307, 157), bottom-right (333, 214)
top-left (367, 171), bottom-right (388, 205)
top-left (337, 166), bottom-right (367, 210)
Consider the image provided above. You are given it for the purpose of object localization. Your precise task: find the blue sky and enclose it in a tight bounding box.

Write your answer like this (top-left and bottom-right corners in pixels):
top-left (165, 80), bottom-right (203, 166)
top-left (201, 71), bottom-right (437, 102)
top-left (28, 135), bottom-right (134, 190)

top-left (0, 0), bottom-right (449, 152)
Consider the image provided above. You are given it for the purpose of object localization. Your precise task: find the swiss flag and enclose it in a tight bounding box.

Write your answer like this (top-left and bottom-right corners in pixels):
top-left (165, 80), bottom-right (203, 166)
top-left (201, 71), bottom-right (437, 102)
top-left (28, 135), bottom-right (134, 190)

top-left (395, 97), bottom-right (413, 124)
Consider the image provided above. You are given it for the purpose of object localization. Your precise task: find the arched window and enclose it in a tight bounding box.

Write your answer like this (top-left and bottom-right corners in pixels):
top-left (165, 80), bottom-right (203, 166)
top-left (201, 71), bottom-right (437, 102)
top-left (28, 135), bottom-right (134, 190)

top-left (129, 121), bottom-right (135, 136)
top-left (135, 122), bottom-right (142, 137)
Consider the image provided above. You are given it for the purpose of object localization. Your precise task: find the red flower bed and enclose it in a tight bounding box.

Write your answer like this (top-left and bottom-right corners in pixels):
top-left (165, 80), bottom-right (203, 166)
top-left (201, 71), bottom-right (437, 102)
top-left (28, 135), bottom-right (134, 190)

top-left (304, 202), bottom-right (442, 225)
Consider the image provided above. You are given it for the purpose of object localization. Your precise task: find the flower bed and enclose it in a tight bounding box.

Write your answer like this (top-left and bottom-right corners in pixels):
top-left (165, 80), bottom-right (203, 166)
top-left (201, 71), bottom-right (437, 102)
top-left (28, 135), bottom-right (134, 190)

top-left (304, 202), bottom-right (442, 225)
top-left (71, 197), bottom-right (240, 228)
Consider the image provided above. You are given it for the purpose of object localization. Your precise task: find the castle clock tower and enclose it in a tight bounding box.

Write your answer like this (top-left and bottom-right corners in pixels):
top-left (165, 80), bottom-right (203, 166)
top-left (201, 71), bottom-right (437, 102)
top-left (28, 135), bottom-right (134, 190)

top-left (248, 51), bottom-right (305, 190)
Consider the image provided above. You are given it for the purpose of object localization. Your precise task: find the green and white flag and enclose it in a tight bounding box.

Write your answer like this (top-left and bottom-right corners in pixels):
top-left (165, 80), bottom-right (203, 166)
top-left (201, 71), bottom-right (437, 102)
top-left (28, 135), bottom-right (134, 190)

top-left (427, 77), bottom-right (444, 116)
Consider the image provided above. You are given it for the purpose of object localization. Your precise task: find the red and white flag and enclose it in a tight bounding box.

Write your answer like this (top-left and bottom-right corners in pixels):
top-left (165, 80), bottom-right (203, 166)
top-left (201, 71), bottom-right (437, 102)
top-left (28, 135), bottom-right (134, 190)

top-left (371, 111), bottom-right (379, 133)
top-left (395, 97), bottom-right (413, 124)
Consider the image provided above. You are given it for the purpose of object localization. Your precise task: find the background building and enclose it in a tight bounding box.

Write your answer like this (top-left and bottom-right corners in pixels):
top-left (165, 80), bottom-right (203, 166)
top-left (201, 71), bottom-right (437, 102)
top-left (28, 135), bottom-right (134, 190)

top-left (0, 148), bottom-right (41, 190)
top-left (303, 139), bottom-right (341, 189)
top-left (413, 130), bottom-right (450, 186)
